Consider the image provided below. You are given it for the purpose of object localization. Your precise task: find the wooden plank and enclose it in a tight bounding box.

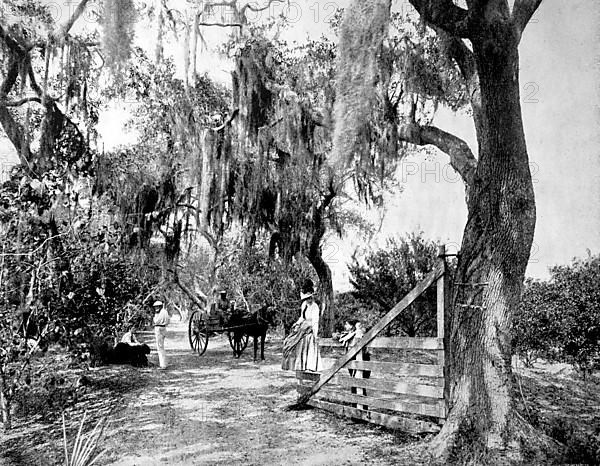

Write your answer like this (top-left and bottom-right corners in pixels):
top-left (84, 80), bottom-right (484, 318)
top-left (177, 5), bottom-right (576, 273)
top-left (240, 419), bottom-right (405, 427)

top-left (437, 272), bottom-right (445, 339)
top-left (436, 250), bottom-right (447, 423)
top-left (441, 255), bottom-right (451, 423)
top-left (319, 339), bottom-right (344, 348)
top-left (320, 337), bottom-right (444, 350)
top-left (308, 399), bottom-right (441, 434)
top-left (317, 388), bottom-right (446, 418)
top-left (332, 375), bottom-right (444, 399)
top-left (347, 360), bottom-right (443, 378)
top-left (300, 260), bottom-right (445, 403)
top-left (367, 337), bottom-right (444, 350)
top-left (326, 382), bottom-right (448, 404)
top-left (436, 350), bottom-right (445, 366)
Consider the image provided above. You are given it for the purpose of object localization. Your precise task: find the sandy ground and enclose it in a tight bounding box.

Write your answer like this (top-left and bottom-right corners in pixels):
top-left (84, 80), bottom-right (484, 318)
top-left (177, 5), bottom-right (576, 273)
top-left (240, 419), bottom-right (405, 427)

top-left (94, 318), bottom-right (430, 466)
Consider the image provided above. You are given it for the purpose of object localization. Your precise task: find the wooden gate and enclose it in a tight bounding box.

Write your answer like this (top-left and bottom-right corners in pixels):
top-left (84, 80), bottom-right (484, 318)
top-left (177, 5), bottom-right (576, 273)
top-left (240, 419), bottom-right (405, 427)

top-left (296, 246), bottom-right (450, 434)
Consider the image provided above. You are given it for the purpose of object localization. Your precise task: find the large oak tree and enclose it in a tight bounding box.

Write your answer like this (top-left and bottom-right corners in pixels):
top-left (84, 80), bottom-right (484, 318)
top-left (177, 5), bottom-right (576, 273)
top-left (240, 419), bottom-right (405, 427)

top-left (333, 0), bottom-right (552, 462)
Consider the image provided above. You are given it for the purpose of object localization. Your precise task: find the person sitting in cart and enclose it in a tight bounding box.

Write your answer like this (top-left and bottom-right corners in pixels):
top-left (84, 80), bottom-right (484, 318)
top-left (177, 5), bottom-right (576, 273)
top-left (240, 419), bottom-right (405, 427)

top-left (211, 289), bottom-right (233, 326)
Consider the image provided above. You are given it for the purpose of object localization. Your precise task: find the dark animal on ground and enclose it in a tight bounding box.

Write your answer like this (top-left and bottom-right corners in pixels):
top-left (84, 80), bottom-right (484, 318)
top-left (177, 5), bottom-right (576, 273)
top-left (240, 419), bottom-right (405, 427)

top-left (101, 342), bottom-right (151, 367)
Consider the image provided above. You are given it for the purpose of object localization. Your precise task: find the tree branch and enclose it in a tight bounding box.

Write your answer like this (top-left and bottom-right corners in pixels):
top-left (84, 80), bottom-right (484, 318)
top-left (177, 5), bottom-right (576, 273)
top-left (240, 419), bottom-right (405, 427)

top-left (196, 22), bottom-right (243, 29)
top-left (54, 0), bottom-right (91, 43)
top-left (241, 0), bottom-right (286, 16)
top-left (407, 0), bottom-right (476, 38)
top-left (211, 108), bottom-right (239, 131)
top-left (0, 23), bottom-right (28, 54)
top-left (0, 56), bottom-right (31, 165)
top-left (397, 123), bottom-right (477, 186)
top-left (436, 29), bottom-right (484, 140)
top-left (0, 54), bottom-right (20, 97)
top-left (1, 97), bottom-right (42, 107)
top-left (25, 59), bottom-right (44, 97)
top-left (0, 106), bottom-right (29, 164)
top-left (171, 270), bottom-right (207, 310)
top-left (437, 31), bottom-right (476, 82)
top-left (512, 0), bottom-right (543, 41)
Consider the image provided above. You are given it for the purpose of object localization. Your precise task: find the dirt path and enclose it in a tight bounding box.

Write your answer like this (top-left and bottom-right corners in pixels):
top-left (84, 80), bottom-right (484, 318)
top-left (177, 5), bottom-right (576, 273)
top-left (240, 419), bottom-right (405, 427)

top-left (97, 318), bottom-right (430, 465)
top-left (2, 320), bottom-right (597, 464)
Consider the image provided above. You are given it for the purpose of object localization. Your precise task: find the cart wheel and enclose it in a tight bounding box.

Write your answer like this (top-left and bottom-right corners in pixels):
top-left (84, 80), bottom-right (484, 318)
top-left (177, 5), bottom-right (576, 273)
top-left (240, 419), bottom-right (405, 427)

top-left (189, 311), bottom-right (209, 356)
top-left (227, 331), bottom-right (248, 358)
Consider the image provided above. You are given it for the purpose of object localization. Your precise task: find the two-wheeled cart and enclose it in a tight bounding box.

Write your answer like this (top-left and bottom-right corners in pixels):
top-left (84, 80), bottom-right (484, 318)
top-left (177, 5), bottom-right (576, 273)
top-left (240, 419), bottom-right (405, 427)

top-left (188, 309), bottom-right (252, 357)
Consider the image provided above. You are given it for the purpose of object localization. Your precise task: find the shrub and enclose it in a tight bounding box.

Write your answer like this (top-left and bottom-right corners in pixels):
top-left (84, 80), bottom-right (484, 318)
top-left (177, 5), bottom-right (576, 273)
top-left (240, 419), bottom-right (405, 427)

top-left (513, 279), bottom-right (562, 366)
top-left (333, 292), bottom-right (379, 333)
top-left (348, 232), bottom-right (446, 337)
top-left (515, 254), bottom-right (600, 376)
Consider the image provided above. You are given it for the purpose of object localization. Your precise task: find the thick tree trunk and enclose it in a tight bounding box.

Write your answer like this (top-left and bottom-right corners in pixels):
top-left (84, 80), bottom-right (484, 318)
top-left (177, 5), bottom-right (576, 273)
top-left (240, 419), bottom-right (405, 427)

top-left (308, 248), bottom-right (334, 338)
top-left (431, 26), bottom-right (550, 463)
top-left (307, 186), bottom-right (336, 338)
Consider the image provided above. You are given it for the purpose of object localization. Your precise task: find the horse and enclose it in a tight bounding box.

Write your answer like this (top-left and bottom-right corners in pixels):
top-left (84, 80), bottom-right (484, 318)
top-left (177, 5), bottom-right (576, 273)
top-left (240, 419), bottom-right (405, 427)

top-left (229, 305), bottom-right (271, 361)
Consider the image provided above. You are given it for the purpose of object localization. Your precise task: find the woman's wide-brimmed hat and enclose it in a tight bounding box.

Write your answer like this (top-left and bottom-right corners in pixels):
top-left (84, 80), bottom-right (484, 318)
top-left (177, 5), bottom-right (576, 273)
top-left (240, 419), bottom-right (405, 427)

top-left (300, 291), bottom-right (313, 301)
top-left (152, 300), bottom-right (163, 307)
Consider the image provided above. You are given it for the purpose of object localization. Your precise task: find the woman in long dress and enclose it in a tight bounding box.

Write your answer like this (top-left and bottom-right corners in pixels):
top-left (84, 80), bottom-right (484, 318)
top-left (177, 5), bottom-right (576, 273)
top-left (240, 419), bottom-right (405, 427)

top-left (282, 287), bottom-right (321, 372)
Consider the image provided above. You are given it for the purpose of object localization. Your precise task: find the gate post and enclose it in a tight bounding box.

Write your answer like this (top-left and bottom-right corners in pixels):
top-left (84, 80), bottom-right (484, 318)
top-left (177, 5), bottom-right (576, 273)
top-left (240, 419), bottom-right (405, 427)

top-left (436, 245), bottom-right (450, 422)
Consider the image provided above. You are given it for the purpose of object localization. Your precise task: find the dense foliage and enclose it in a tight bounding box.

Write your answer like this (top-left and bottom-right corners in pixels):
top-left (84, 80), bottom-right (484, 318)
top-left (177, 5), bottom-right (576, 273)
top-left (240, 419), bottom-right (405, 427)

top-left (216, 237), bottom-right (317, 334)
top-left (348, 232), bottom-right (445, 336)
top-left (514, 254), bottom-right (600, 376)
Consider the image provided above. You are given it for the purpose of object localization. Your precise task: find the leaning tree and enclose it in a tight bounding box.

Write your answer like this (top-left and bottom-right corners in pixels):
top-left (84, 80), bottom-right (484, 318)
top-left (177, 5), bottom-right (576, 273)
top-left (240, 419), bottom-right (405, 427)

top-left (333, 0), bottom-right (550, 462)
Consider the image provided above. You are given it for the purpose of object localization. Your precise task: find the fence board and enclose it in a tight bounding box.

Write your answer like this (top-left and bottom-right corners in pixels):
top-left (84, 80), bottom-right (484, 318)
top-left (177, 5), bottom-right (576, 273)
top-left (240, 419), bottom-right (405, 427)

top-left (332, 375), bottom-right (444, 399)
top-left (308, 399), bottom-right (441, 434)
top-left (368, 337), bottom-right (444, 350)
top-left (318, 339), bottom-right (344, 348)
top-left (347, 360), bottom-right (443, 378)
top-left (319, 337), bottom-right (444, 350)
top-left (317, 388), bottom-right (446, 418)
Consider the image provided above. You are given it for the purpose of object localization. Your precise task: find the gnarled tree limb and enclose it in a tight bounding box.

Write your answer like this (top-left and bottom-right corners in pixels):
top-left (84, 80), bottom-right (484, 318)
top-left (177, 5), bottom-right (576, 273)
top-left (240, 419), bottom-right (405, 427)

top-left (435, 30), bottom-right (483, 140)
top-left (0, 56), bottom-right (31, 164)
top-left (407, 0), bottom-right (476, 38)
top-left (196, 22), bottom-right (243, 29)
top-left (171, 269), bottom-right (207, 310)
top-left (241, 0), bottom-right (287, 16)
top-left (1, 97), bottom-right (42, 107)
top-left (211, 108), bottom-right (239, 132)
top-left (512, 0), bottom-right (543, 42)
top-left (397, 123), bottom-right (477, 187)
top-left (54, 0), bottom-right (91, 44)
top-left (0, 54), bottom-right (19, 97)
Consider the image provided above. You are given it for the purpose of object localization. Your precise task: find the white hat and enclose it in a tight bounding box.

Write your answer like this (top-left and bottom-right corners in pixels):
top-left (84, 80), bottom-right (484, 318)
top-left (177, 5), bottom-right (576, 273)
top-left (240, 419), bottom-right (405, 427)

top-left (300, 292), bottom-right (313, 301)
top-left (152, 300), bottom-right (163, 307)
